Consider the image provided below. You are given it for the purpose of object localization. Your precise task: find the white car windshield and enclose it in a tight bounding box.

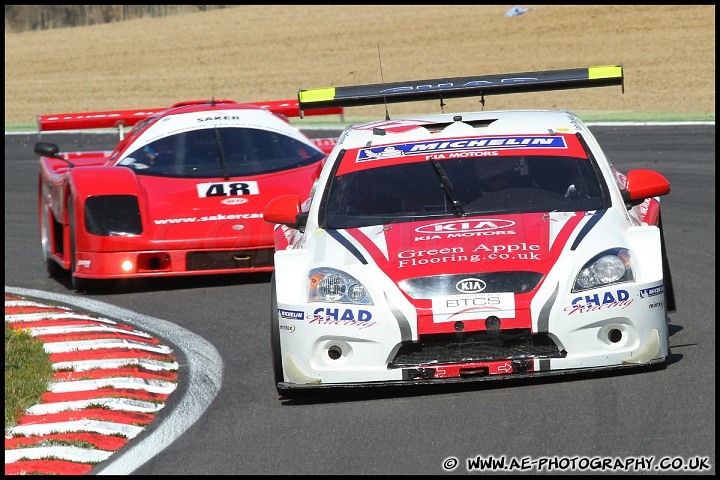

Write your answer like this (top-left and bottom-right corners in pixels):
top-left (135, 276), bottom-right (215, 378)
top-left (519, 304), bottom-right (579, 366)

top-left (322, 154), bottom-right (606, 229)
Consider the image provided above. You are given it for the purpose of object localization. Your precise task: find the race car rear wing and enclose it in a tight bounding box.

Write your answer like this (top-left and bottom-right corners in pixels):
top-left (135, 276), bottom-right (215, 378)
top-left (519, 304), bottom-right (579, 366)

top-left (297, 65), bottom-right (623, 117)
top-left (37, 99), bottom-right (344, 134)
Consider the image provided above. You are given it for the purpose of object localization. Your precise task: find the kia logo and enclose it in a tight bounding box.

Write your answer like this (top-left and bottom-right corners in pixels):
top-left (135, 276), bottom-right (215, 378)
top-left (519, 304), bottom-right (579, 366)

top-left (221, 197), bottom-right (249, 205)
top-left (415, 219), bottom-right (515, 234)
top-left (456, 278), bottom-right (487, 294)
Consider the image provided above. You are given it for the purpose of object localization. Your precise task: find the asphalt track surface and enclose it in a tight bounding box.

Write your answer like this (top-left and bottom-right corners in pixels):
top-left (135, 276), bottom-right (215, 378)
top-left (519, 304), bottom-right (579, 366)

top-left (4, 125), bottom-right (716, 475)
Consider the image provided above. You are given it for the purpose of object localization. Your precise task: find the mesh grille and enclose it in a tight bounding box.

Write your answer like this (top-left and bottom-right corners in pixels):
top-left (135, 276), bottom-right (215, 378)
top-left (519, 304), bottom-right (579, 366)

top-left (399, 271), bottom-right (544, 298)
top-left (390, 329), bottom-right (563, 368)
top-left (186, 248), bottom-right (273, 271)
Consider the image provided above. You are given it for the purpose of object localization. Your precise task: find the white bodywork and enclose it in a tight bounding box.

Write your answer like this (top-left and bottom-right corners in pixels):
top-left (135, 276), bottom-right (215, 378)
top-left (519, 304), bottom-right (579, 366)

top-left (270, 109), bottom-right (670, 391)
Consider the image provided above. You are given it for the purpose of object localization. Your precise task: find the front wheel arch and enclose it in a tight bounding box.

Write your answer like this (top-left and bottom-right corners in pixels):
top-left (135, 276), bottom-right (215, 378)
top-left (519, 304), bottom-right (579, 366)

top-left (68, 196), bottom-right (91, 292)
top-left (40, 195), bottom-right (66, 278)
top-left (270, 274), bottom-right (284, 389)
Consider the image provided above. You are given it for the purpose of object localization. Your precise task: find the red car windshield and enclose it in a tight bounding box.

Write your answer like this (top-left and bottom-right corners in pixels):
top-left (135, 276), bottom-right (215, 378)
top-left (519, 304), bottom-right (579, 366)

top-left (120, 127), bottom-right (325, 178)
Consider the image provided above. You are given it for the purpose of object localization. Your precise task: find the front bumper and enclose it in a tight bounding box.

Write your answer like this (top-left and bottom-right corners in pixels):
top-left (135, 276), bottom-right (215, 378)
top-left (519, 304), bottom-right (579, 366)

top-left (278, 352), bottom-right (667, 393)
top-left (276, 296), bottom-right (669, 389)
top-left (72, 247), bottom-right (274, 279)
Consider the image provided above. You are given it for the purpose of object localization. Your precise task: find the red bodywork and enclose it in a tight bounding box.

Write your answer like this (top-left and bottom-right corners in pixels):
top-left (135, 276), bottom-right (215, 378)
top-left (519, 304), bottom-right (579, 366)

top-left (37, 99), bottom-right (343, 287)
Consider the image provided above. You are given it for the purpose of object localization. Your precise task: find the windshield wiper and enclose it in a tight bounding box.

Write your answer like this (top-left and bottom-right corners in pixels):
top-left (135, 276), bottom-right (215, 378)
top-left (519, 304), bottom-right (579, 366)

top-left (429, 159), bottom-right (465, 217)
top-left (214, 128), bottom-right (229, 180)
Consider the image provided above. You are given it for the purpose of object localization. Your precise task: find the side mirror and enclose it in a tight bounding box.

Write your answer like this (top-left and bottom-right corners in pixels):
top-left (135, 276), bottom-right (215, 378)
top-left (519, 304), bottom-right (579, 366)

top-left (34, 141), bottom-right (74, 167)
top-left (263, 194), bottom-right (308, 231)
top-left (34, 141), bottom-right (60, 157)
top-left (621, 169), bottom-right (670, 207)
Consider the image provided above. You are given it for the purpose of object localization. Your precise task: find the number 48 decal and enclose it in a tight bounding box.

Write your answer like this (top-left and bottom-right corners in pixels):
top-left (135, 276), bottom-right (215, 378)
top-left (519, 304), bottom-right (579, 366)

top-left (196, 181), bottom-right (259, 198)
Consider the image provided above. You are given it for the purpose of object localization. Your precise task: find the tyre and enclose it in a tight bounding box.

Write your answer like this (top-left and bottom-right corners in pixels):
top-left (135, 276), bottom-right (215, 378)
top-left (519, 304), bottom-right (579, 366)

top-left (658, 213), bottom-right (676, 313)
top-left (270, 276), bottom-right (312, 400)
top-left (658, 213), bottom-right (675, 360)
top-left (40, 199), bottom-right (67, 278)
top-left (269, 274), bottom-right (285, 393)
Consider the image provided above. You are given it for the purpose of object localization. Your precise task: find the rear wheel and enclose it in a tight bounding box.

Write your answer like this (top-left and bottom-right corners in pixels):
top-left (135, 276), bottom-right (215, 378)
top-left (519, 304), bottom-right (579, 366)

top-left (658, 213), bottom-right (676, 313)
top-left (68, 197), bottom-right (91, 292)
top-left (40, 199), bottom-right (66, 278)
top-left (658, 213), bottom-right (675, 360)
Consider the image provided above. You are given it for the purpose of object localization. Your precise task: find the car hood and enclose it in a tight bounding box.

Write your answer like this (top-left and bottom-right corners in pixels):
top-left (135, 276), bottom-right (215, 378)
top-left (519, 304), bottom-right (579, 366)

top-left (136, 165), bottom-right (321, 246)
top-left (335, 211), bottom-right (591, 283)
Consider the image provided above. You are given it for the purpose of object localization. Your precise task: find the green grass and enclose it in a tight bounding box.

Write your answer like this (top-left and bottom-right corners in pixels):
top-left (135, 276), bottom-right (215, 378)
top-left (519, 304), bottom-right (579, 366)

top-left (4, 323), bottom-right (55, 430)
top-left (572, 111), bottom-right (715, 123)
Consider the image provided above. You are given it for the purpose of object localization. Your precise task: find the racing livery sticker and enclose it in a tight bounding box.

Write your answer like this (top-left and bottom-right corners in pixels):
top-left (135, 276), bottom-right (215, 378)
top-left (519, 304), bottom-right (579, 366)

top-left (397, 243), bottom-right (541, 268)
top-left (196, 181), bottom-right (259, 198)
top-left (357, 136), bottom-right (568, 161)
top-left (415, 218), bottom-right (516, 236)
top-left (152, 212), bottom-right (263, 225)
top-left (565, 289), bottom-right (634, 314)
top-left (311, 307), bottom-right (372, 322)
top-left (196, 114), bottom-right (243, 124)
top-left (335, 133), bottom-right (589, 175)
top-left (309, 308), bottom-right (377, 329)
top-left (221, 197), bottom-right (249, 205)
top-left (279, 309), bottom-right (305, 320)
top-left (456, 278), bottom-right (487, 294)
top-left (639, 284), bottom-right (663, 298)
top-left (354, 119), bottom-right (438, 133)
top-left (432, 293), bottom-right (516, 323)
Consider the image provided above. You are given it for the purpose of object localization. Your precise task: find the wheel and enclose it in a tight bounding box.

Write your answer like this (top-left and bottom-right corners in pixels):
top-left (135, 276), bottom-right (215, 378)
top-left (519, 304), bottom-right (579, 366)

top-left (68, 197), bottom-right (91, 292)
top-left (40, 199), bottom-right (66, 278)
top-left (658, 213), bottom-right (674, 358)
top-left (269, 274), bottom-right (285, 392)
top-left (270, 276), bottom-right (312, 400)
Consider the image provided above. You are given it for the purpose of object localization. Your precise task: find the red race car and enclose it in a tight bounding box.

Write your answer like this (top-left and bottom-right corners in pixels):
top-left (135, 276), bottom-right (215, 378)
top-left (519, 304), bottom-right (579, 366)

top-left (34, 99), bottom-right (342, 291)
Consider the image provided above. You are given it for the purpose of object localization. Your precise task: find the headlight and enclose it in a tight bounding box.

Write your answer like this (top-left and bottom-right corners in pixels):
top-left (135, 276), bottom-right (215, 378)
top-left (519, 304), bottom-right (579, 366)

top-left (84, 195), bottom-right (142, 236)
top-left (308, 268), bottom-right (372, 305)
top-left (572, 248), bottom-right (634, 292)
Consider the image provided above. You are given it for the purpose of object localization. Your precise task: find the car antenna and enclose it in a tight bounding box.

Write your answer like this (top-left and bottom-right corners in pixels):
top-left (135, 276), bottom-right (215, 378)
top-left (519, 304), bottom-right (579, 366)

top-left (377, 43), bottom-right (390, 121)
top-left (211, 76), bottom-right (216, 106)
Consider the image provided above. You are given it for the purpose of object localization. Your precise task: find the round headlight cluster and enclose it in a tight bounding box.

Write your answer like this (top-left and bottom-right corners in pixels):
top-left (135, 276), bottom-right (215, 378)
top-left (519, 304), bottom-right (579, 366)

top-left (573, 249), bottom-right (633, 292)
top-left (308, 268), bottom-right (372, 304)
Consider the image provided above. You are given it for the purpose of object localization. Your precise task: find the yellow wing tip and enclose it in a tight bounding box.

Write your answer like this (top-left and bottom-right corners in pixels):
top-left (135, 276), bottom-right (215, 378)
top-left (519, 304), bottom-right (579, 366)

top-left (299, 87), bottom-right (336, 103)
top-left (589, 65), bottom-right (623, 80)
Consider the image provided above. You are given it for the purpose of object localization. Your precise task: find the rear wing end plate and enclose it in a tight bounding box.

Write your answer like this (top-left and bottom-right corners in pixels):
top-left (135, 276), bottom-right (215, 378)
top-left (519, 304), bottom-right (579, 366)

top-left (298, 65), bottom-right (624, 116)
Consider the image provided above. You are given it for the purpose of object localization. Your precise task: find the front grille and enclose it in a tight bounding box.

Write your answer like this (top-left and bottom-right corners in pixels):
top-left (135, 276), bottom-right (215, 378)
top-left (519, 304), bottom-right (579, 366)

top-left (186, 248), bottom-right (274, 271)
top-left (399, 272), bottom-right (544, 298)
top-left (389, 329), bottom-right (563, 368)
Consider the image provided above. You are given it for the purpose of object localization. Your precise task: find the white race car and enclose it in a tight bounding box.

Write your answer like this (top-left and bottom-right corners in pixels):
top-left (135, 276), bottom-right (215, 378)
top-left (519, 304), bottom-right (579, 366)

top-left (264, 65), bottom-right (675, 398)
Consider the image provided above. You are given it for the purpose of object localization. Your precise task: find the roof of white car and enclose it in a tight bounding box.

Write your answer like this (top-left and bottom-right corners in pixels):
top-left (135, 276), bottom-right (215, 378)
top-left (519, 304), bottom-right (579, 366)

top-left (338, 109), bottom-right (585, 150)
